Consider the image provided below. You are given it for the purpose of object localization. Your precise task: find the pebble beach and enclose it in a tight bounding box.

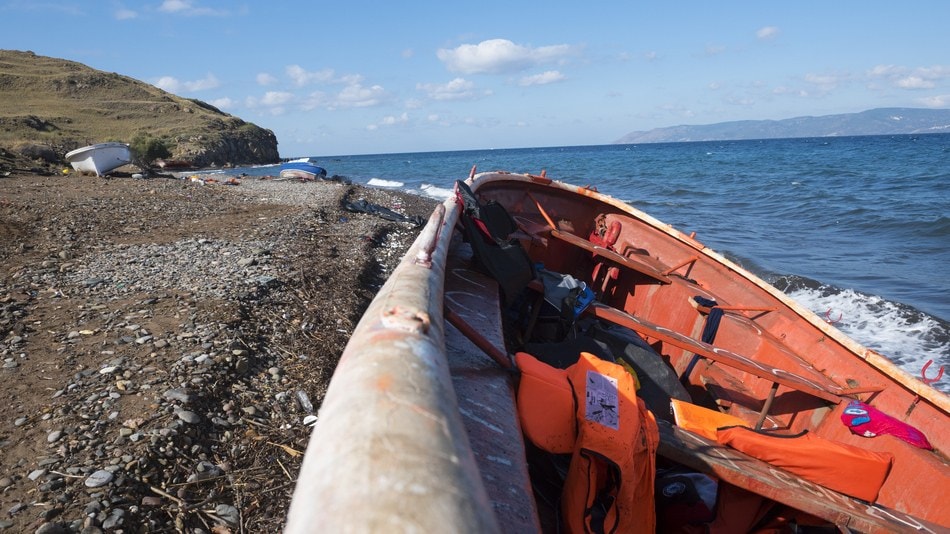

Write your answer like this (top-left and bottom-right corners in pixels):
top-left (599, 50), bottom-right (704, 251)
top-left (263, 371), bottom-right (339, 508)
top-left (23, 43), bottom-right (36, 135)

top-left (0, 171), bottom-right (435, 532)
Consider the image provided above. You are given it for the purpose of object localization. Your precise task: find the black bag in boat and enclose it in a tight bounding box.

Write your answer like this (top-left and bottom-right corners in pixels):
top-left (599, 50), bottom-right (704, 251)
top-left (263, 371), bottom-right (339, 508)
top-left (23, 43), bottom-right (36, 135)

top-left (455, 180), bottom-right (534, 305)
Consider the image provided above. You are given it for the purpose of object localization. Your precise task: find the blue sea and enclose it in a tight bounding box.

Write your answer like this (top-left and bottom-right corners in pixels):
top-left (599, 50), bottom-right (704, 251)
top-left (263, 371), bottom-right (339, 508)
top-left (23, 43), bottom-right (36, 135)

top-left (206, 134), bottom-right (950, 392)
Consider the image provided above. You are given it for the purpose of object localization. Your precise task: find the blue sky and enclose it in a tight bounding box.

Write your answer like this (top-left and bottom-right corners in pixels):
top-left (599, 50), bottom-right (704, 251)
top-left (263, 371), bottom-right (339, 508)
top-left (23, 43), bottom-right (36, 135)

top-left (3, 1), bottom-right (949, 157)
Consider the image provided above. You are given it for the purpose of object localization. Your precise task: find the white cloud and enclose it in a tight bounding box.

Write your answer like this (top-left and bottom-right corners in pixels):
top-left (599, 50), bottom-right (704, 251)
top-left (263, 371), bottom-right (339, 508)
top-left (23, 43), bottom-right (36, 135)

top-left (256, 73), bottom-right (278, 86)
top-left (114, 8), bottom-right (137, 20)
top-left (286, 65), bottom-right (335, 87)
top-left (335, 83), bottom-right (386, 108)
top-left (185, 73), bottom-right (219, 91)
top-left (917, 95), bottom-right (950, 107)
top-left (299, 80), bottom-right (388, 111)
top-left (366, 113), bottom-right (409, 131)
top-left (154, 74), bottom-right (220, 93)
top-left (417, 78), bottom-right (490, 101)
top-left (402, 48), bottom-right (414, 59)
top-left (209, 97), bottom-right (235, 109)
top-left (159, 0), bottom-right (189, 12)
top-left (519, 70), bottom-right (565, 87)
top-left (437, 38), bottom-right (576, 75)
top-left (301, 91), bottom-right (328, 111)
top-left (158, 0), bottom-right (226, 16)
top-left (756, 26), bottom-right (780, 40)
top-left (868, 64), bottom-right (900, 77)
top-left (867, 64), bottom-right (950, 90)
top-left (261, 91), bottom-right (293, 106)
top-left (245, 91), bottom-right (293, 115)
top-left (897, 76), bottom-right (934, 89)
top-left (803, 72), bottom-right (843, 90)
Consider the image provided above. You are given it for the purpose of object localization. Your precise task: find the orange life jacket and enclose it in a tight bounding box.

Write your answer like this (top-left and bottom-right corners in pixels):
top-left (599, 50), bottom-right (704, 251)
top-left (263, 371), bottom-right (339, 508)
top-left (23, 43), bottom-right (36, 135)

top-left (670, 398), bottom-right (749, 441)
top-left (717, 426), bottom-right (894, 502)
top-left (516, 351), bottom-right (658, 533)
top-left (515, 351), bottom-right (575, 453)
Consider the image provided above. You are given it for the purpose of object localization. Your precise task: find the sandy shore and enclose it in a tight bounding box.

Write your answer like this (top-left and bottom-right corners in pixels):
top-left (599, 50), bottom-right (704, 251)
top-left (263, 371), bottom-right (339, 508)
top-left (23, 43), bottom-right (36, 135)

top-left (0, 171), bottom-right (435, 532)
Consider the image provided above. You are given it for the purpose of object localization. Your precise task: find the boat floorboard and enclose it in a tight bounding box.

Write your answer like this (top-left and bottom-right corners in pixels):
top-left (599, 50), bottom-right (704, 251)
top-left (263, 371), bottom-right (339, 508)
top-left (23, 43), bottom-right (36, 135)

top-left (444, 239), bottom-right (540, 534)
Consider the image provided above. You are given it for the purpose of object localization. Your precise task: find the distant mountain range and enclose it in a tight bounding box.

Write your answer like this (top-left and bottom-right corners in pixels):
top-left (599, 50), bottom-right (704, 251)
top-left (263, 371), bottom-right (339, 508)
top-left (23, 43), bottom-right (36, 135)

top-left (614, 108), bottom-right (950, 144)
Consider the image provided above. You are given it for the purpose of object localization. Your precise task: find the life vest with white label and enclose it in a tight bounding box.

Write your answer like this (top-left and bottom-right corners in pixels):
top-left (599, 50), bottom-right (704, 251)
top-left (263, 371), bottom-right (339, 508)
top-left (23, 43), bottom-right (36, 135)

top-left (516, 351), bottom-right (659, 533)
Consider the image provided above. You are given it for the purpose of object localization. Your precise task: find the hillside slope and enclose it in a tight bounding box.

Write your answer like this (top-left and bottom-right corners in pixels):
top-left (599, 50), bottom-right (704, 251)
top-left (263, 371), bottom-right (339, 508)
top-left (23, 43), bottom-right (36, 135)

top-left (0, 49), bottom-right (279, 169)
top-left (615, 107), bottom-right (950, 144)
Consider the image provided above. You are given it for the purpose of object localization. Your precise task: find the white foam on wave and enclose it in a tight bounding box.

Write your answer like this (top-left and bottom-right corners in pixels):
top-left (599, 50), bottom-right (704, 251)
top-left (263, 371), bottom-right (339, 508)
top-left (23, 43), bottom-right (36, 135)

top-left (786, 286), bottom-right (949, 392)
top-left (367, 178), bottom-right (404, 188)
top-left (420, 183), bottom-right (454, 200)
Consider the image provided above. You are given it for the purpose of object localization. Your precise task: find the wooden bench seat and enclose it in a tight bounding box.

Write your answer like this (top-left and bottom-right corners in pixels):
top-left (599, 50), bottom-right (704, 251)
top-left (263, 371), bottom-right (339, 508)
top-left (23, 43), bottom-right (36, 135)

top-left (657, 420), bottom-right (946, 533)
top-left (550, 229), bottom-right (672, 284)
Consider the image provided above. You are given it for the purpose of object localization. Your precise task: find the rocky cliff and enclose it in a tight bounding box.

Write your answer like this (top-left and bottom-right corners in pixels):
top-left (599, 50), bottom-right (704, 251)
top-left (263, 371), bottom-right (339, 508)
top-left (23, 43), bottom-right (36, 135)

top-left (0, 49), bottom-right (279, 169)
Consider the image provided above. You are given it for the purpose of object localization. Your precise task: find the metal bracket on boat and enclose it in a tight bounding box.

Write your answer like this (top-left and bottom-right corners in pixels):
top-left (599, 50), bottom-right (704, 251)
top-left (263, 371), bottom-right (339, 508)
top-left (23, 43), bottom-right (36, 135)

top-left (906, 359), bottom-right (945, 417)
top-left (920, 359), bottom-right (945, 387)
top-left (823, 308), bottom-right (842, 325)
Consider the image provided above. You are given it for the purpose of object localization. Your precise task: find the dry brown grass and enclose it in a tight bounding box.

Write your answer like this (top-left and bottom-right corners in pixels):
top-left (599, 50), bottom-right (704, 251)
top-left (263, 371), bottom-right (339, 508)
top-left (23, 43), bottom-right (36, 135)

top-left (0, 49), bottom-right (275, 165)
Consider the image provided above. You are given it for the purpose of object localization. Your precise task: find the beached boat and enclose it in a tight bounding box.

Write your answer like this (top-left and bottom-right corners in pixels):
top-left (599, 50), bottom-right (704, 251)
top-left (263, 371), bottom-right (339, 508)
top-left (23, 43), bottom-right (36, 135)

top-left (286, 169), bottom-right (948, 533)
top-left (279, 158), bottom-right (327, 180)
top-left (64, 142), bottom-right (131, 176)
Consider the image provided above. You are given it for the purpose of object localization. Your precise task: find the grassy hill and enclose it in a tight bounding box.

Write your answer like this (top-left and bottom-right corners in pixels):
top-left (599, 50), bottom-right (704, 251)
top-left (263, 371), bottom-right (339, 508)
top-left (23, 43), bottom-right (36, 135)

top-left (0, 49), bottom-right (279, 170)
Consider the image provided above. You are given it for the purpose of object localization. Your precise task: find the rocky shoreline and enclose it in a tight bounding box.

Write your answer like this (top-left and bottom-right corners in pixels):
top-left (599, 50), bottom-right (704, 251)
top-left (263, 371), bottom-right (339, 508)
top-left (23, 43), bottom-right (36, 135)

top-left (0, 172), bottom-right (436, 532)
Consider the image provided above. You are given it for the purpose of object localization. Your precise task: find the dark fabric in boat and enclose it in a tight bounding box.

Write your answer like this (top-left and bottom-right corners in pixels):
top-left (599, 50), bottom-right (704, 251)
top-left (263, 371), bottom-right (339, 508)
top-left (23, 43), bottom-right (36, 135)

top-left (524, 335), bottom-right (616, 370)
top-left (522, 322), bottom-right (690, 423)
top-left (455, 180), bottom-right (534, 305)
top-left (590, 323), bottom-right (692, 422)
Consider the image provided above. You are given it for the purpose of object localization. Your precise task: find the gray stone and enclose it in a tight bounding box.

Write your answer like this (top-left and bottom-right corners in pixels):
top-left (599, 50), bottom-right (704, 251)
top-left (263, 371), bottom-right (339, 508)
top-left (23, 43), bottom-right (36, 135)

top-left (34, 522), bottom-right (67, 534)
top-left (176, 410), bottom-right (200, 424)
top-left (215, 504), bottom-right (240, 525)
top-left (84, 469), bottom-right (114, 488)
top-left (162, 388), bottom-right (193, 403)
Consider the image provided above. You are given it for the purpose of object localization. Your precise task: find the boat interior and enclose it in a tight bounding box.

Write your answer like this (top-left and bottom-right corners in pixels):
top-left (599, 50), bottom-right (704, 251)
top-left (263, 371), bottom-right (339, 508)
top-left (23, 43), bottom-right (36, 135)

top-left (444, 173), bottom-right (949, 532)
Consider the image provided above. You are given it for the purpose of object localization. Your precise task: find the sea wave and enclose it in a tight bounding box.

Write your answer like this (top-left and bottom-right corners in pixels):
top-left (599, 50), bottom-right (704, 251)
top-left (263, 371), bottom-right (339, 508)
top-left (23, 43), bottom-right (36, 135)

top-left (419, 183), bottom-right (453, 200)
top-left (367, 178), bottom-right (403, 188)
top-left (774, 275), bottom-right (950, 393)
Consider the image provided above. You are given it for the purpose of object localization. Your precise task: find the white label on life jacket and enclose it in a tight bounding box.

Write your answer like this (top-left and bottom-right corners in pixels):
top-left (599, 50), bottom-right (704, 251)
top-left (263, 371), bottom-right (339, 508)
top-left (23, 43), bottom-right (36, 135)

top-left (584, 370), bottom-right (619, 430)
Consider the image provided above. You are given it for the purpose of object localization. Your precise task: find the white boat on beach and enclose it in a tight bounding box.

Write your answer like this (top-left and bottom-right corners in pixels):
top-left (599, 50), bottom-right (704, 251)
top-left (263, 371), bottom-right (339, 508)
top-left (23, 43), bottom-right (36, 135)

top-left (65, 142), bottom-right (132, 176)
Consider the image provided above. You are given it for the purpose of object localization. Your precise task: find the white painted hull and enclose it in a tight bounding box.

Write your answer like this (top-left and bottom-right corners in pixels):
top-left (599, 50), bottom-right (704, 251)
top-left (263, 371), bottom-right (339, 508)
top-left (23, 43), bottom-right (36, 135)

top-left (65, 142), bottom-right (132, 176)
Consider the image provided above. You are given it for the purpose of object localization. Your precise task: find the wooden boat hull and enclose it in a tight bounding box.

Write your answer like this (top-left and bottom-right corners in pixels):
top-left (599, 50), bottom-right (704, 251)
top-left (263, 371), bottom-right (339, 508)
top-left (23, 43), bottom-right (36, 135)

top-left (286, 171), bottom-right (949, 533)
top-left (65, 142), bottom-right (131, 176)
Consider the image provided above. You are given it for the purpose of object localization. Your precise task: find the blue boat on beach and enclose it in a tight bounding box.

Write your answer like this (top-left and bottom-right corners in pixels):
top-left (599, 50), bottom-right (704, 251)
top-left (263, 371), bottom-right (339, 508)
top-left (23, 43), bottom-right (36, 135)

top-left (279, 158), bottom-right (327, 180)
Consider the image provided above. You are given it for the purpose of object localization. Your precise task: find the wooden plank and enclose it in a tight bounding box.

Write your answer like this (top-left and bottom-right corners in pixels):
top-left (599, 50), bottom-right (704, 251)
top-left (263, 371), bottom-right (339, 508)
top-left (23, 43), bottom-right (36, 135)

top-left (658, 421), bottom-right (945, 533)
top-left (550, 229), bottom-right (673, 284)
top-left (444, 242), bottom-right (541, 534)
top-left (586, 302), bottom-right (847, 404)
